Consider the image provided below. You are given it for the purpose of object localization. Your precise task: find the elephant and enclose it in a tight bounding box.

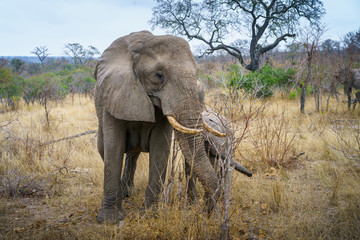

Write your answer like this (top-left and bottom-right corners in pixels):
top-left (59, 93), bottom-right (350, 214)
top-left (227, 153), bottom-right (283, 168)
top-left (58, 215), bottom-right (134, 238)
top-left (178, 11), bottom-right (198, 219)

top-left (121, 108), bottom-right (253, 200)
top-left (94, 31), bottom-right (223, 224)
top-left (201, 109), bottom-right (253, 177)
top-left (188, 108), bottom-right (252, 199)
top-left (342, 68), bottom-right (360, 110)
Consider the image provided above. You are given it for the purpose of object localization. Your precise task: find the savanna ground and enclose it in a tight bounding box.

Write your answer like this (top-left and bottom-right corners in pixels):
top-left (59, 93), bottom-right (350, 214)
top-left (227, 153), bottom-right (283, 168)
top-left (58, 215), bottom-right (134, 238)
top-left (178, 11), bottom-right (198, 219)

top-left (1, 76), bottom-right (360, 239)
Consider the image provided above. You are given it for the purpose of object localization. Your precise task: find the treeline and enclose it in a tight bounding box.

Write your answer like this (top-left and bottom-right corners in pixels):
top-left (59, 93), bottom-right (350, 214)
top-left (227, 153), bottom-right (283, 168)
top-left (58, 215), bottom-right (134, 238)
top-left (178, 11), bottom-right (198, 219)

top-left (1, 27), bottom-right (360, 113)
top-left (198, 27), bottom-right (360, 112)
top-left (0, 57), bottom-right (96, 110)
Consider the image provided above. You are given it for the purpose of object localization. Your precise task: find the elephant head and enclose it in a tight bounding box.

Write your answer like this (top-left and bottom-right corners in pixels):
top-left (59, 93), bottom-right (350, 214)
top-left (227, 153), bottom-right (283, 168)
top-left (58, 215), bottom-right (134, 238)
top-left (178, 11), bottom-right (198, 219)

top-left (201, 109), bottom-right (252, 177)
top-left (350, 69), bottom-right (360, 109)
top-left (339, 67), bottom-right (360, 109)
top-left (186, 107), bottom-right (252, 200)
top-left (95, 31), bottom-right (221, 223)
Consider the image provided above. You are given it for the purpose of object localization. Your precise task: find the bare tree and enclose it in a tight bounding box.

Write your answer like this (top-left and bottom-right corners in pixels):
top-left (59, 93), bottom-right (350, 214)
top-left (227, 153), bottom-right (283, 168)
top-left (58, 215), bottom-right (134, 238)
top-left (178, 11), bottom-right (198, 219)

top-left (150, 0), bottom-right (325, 71)
top-left (343, 27), bottom-right (360, 65)
top-left (340, 28), bottom-right (360, 109)
top-left (295, 24), bottom-right (324, 113)
top-left (317, 118), bottom-right (360, 165)
top-left (63, 43), bottom-right (100, 67)
top-left (321, 39), bottom-right (341, 55)
top-left (206, 90), bottom-right (265, 239)
top-left (31, 46), bottom-right (49, 68)
top-left (286, 42), bottom-right (302, 66)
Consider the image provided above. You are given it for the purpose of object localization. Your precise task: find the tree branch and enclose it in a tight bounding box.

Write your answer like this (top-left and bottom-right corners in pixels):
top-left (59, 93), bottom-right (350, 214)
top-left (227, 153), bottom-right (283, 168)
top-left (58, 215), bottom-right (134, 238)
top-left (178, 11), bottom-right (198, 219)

top-left (261, 33), bottom-right (296, 54)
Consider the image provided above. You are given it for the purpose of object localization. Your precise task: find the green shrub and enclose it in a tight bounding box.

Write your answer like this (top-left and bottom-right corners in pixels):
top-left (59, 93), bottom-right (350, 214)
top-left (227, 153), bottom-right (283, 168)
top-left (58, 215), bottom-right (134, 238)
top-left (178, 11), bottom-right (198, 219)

top-left (288, 85), bottom-right (312, 100)
top-left (200, 74), bottom-right (221, 89)
top-left (22, 73), bottom-right (69, 105)
top-left (0, 68), bottom-right (23, 109)
top-left (1, 62), bottom-right (96, 109)
top-left (289, 90), bottom-right (297, 100)
top-left (226, 64), bottom-right (245, 89)
top-left (226, 64), bottom-right (295, 98)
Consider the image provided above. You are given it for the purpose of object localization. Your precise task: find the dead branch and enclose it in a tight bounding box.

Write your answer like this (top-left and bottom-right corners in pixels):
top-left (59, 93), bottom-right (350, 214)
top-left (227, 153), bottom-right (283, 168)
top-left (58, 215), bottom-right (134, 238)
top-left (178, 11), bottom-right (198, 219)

top-left (42, 130), bottom-right (97, 145)
top-left (165, 135), bottom-right (180, 204)
top-left (1, 129), bottom-right (97, 145)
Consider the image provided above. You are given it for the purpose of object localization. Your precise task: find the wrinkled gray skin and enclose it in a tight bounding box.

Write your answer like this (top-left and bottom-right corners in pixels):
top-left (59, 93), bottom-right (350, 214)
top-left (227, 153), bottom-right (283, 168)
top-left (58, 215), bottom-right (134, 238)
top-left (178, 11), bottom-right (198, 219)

top-left (188, 109), bottom-right (252, 199)
top-left (121, 83), bottom-right (252, 200)
top-left (343, 69), bottom-right (360, 110)
top-left (121, 108), bottom-right (253, 199)
top-left (201, 109), bottom-right (253, 177)
top-left (95, 31), bottom-right (219, 224)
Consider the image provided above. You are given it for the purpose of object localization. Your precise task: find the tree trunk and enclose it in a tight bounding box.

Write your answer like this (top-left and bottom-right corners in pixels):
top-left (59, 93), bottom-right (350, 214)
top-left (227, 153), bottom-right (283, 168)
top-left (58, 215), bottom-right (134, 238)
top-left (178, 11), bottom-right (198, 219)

top-left (319, 89), bottom-right (323, 112)
top-left (300, 83), bottom-right (306, 114)
top-left (347, 91), bottom-right (352, 110)
top-left (314, 86), bottom-right (319, 112)
top-left (301, 57), bottom-right (312, 113)
top-left (326, 93), bottom-right (331, 111)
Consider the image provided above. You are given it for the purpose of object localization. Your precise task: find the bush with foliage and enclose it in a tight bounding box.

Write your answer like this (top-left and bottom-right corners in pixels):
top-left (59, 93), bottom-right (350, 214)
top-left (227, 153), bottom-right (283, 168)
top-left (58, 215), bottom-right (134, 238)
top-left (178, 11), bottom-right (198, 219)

top-left (22, 73), bottom-right (69, 105)
top-left (0, 68), bottom-right (23, 109)
top-left (226, 64), bottom-right (295, 98)
top-left (289, 85), bottom-right (312, 100)
top-left (0, 60), bottom-right (96, 108)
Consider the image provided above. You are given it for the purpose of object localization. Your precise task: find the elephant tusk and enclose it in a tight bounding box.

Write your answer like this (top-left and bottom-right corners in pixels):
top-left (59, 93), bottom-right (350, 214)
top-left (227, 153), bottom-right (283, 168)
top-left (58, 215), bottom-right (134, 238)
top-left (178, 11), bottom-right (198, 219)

top-left (203, 121), bottom-right (226, 137)
top-left (166, 116), bottom-right (203, 134)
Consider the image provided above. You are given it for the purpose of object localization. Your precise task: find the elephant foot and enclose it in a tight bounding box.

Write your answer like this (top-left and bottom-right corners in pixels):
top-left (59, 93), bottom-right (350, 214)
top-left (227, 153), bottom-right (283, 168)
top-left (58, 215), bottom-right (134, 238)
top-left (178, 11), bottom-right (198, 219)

top-left (121, 189), bottom-right (130, 199)
top-left (97, 207), bottom-right (125, 224)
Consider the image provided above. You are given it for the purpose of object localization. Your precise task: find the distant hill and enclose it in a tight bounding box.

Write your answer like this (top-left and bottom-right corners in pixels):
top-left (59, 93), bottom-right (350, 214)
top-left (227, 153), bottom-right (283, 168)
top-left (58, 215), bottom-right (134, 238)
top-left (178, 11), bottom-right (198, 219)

top-left (1, 56), bottom-right (70, 64)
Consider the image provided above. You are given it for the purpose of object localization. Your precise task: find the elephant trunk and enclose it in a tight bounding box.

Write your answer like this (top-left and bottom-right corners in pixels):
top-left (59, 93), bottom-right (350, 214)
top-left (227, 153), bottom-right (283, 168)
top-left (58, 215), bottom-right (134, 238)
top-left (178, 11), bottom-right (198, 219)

top-left (161, 79), bottom-right (220, 210)
top-left (231, 159), bottom-right (253, 177)
top-left (174, 117), bottom-right (220, 205)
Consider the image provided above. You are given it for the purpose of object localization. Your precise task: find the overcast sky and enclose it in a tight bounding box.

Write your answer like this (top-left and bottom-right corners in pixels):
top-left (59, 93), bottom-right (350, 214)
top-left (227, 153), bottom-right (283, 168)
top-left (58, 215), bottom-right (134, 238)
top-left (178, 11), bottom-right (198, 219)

top-left (1, 0), bottom-right (359, 56)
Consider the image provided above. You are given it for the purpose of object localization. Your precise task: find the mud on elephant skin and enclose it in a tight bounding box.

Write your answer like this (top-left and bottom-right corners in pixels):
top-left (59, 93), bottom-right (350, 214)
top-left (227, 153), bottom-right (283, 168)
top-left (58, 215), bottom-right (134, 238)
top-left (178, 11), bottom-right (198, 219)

top-left (94, 31), bottom-right (222, 224)
top-left (121, 108), bottom-right (252, 200)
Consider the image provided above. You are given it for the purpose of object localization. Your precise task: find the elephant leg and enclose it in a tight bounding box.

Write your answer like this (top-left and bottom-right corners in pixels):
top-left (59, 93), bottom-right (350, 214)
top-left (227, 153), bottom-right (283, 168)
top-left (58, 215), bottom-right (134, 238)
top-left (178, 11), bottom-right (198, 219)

top-left (145, 119), bottom-right (172, 208)
top-left (97, 111), bottom-right (126, 224)
top-left (185, 161), bottom-right (198, 202)
top-left (354, 91), bottom-right (360, 110)
top-left (121, 152), bottom-right (140, 199)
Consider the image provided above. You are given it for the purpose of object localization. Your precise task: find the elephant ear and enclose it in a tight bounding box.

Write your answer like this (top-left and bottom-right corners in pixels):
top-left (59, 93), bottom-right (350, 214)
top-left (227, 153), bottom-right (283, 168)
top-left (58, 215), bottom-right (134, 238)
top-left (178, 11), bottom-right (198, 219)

top-left (95, 31), bottom-right (155, 122)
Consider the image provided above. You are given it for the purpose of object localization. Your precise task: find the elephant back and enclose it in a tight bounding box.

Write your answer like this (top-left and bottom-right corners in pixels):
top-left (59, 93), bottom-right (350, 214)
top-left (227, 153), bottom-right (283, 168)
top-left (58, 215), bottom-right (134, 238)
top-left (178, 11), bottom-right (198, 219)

top-left (351, 69), bottom-right (360, 89)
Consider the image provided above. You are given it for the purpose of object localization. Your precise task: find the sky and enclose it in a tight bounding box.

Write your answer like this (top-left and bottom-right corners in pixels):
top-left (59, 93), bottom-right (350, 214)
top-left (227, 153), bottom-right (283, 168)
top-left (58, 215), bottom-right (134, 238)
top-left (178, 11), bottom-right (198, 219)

top-left (1, 0), bottom-right (359, 56)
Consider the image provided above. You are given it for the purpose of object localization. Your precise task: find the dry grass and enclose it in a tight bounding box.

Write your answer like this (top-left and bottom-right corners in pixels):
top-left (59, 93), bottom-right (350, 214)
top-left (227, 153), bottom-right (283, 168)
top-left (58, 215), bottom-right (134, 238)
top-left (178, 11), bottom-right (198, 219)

top-left (1, 93), bottom-right (360, 239)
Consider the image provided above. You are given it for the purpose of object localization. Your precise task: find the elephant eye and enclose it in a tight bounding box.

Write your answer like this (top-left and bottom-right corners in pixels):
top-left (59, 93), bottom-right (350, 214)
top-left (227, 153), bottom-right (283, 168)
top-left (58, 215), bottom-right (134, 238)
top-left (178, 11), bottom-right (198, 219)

top-left (155, 72), bottom-right (164, 81)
